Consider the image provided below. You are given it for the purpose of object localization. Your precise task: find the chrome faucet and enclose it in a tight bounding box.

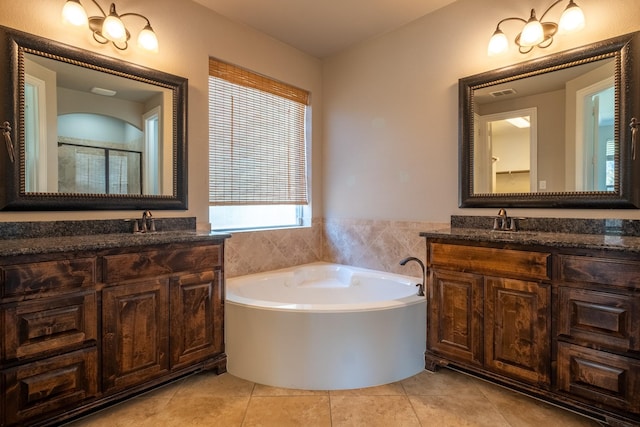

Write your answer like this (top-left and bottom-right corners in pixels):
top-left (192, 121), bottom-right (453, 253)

top-left (399, 256), bottom-right (426, 297)
top-left (494, 208), bottom-right (509, 230)
top-left (141, 210), bottom-right (154, 232)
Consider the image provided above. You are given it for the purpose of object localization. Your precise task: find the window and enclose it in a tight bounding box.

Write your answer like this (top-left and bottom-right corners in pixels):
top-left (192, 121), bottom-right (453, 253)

top-left (208, 59), bottom-right (310, 231)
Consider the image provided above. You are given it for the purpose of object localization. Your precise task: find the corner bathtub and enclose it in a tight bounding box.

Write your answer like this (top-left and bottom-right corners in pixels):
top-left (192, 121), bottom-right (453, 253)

top-left (225, 262), bottom-right (426, 390)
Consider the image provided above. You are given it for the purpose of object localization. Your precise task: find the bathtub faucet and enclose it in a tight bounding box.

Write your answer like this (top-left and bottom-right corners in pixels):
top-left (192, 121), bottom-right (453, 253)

top-left (399, 256), bottom-right (425, 297)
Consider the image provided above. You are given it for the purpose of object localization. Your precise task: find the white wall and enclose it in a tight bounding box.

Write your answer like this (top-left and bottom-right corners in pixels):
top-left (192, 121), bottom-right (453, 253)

top-left (0, 0), bottom-right (323, 229)
top-left (323, 0), bottom-right (640, 222)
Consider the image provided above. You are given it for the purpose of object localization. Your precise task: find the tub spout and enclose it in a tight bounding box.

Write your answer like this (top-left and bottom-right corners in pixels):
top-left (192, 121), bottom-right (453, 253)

top-left (399, 256), bottom-right (425, 297)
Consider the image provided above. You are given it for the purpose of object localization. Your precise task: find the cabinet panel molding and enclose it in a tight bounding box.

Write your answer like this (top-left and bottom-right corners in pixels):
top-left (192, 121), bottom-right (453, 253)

top-left (558, 342), bottom-right (640, 414)
top-left (484, 277), bottom-right (551, 385)
top-left (170, 270), bottom-right (223, 369)
top-left (102, 279), bottom-right (170, 391)
top-left (558, 287), bottom-right (639, 352)
top-left (2, 292), bottom-right (96, 361)
top-left (2, 348), bottom-right (98, 425)
top-left (428, 269), bottom-right (483, 365)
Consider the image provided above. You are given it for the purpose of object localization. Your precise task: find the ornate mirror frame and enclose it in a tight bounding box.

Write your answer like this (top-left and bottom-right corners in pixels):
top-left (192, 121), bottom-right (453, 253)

top-left (0, 25), bottom-right (188, 210)
top-left (459, 32), bottom-right (640, 208)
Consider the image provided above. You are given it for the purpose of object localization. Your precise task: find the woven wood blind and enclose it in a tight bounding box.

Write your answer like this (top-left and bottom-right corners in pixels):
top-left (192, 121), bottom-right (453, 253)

top-left (208, 58), bottom-right (309, 206)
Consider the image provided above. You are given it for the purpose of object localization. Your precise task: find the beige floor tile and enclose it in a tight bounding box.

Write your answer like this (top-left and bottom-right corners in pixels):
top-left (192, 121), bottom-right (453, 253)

top-left (253, 383), bottom-right (329, 396)
top-left (243, 395), bottom-right (331, 426)
top-left (174, 371), bottom-right (255, 397)
top-left (400, 369), bottom-right (484, 396)
top-left (409, 394), bottom-right (511, 427)
top-left (330, 381), bottom-right (406, 396)
top-left (66, 396), bottom-right (185, 427)
top-left (330, 395), bottom-right (420, 427)
top-left (476, 382), bottom-right (601, 427)
top-left (146, 395), bottom-right (250, 426)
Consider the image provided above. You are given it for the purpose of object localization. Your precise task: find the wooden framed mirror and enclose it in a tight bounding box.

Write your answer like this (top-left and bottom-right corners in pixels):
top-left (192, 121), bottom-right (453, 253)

top-left (0, 25), bottom-right (188, 210)
top-left (459, 31), bottom-right (640, 208)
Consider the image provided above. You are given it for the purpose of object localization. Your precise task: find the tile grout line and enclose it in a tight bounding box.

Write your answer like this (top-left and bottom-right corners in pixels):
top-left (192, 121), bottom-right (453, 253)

top-left (239, 381), bottom-right (257, 426)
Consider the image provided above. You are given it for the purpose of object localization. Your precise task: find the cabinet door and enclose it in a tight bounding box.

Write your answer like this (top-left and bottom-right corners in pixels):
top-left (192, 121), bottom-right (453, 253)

top-left (484, 277), bottom-right (551, 385)
top-left (170, 270), bottom-right (223, 369)
top-left (102, 279), bottom-right (169, 392)
top-left (428, 269), bottom-right (483, 366)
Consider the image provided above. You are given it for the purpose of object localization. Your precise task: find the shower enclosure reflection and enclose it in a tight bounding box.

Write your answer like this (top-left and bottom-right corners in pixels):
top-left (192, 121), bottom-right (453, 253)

top-left (23, 52), bottom-right (168, 196)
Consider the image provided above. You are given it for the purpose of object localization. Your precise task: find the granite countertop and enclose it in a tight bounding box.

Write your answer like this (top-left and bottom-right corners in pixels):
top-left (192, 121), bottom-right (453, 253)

top-left (0, 231), bottom-right (232, 257)
top-left (420, 227), bottom-right (640, 253)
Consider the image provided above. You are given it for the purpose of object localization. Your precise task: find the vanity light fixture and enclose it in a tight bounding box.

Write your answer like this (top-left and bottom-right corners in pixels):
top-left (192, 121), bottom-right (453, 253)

top-left (488, 0), bottom-right (585, 56)
top-left (62, 0), bottom-right (159, 52)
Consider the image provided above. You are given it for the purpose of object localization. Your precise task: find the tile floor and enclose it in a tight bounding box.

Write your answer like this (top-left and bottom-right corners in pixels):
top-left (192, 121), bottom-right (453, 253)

top-left (66, 368), bottom-right (602, 426)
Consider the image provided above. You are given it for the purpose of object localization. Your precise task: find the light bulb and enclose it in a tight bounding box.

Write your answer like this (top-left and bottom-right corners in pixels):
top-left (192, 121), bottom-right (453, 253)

top-left (559, 1), bottom-right (585, 33)
top-left (138, 25), bottom-right (159, 52)
top-left (520, 11), bottom-right (544, 47)
top-left (102, 14), bottom-right (126, 43)
top-left (488, 29), bottom-right (508, 56)
top-left (62, 0), bottom-right (88, 27)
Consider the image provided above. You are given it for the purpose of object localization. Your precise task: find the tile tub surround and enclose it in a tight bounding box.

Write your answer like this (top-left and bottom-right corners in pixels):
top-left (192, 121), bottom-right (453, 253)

top-left (64, 368), bottom-right (599, 427)
top-left (224, 218), bottom-right (323, 278)
top-left (225, 218), bottom-right (448, 278)
top-left (322, 218), bottom-right (447, 275)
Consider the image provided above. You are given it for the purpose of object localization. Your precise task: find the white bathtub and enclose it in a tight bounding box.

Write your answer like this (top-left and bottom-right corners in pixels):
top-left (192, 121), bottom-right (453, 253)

top-left (225, 262), bottom-right (426, 390)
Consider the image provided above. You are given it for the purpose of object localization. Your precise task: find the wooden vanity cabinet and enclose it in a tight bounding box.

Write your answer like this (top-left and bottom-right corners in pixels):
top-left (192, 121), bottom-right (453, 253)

top-left (101, 243), bottom-right (224, 392)
top-left (425, 237), bottom-right (640, 426)
top-left (427, 241), bottom-right (552, 386)
top-left (0, 239), bottom-right (226, 427)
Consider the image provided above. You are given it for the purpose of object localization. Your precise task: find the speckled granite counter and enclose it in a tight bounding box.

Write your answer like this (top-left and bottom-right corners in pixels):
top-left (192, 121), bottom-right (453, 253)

top-left (420, 227), bottom-right (640, 253)
top-left (0, 230), bottom-right (231, 257)
top-left (420, 215), bottom-right (640, 253)
top-left (0, 217), bottom-right (231, 257)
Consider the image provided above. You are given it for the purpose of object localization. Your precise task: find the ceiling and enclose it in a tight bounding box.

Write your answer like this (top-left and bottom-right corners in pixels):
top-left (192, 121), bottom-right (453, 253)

top-left (192, 0), bottom-right (458, 58)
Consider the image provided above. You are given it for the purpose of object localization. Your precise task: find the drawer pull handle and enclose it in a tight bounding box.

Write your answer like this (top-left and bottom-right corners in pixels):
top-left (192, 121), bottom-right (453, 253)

top-left (2, 121), bottom-right (14, 163)
top-left (631, 117), bottom-right (638, 161)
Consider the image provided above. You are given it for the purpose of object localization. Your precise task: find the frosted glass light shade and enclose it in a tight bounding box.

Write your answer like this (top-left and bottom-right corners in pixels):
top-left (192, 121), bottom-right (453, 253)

top-left (488, 30), bottom-right (509, 56)
top-left (138, 26), bottom-right (159, 52)
top-left (62, 0), bottom-right (88, 27)
top-left (520, 18), bottom-right (544, 46)
top-left (102, 14), bottom-right (126, 43)
top-left (559, 2), bottom-right (585, 33)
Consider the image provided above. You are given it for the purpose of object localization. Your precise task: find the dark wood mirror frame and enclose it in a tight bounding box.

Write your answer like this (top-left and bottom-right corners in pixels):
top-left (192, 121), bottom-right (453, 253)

top-left (0, 25), bottom-right (188, 210)
top-left (459, 31), bottom-right (640, 208)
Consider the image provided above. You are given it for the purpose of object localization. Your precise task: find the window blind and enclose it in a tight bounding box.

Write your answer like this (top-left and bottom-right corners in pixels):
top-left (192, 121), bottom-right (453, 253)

top-left (208, 58), bottom-right (309, 206)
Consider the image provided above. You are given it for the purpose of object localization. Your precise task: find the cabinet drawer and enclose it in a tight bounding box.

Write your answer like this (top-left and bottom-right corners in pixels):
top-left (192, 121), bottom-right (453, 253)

top-left (1, 292), bottom-right (97, 362)
top-left (558, 287), bottom-right (640, 352)
top-left (102, 244), bottom-right (221, 283)
top-left (1, 258), bottom-right (96, 299)
top-left (558, 255), bottom-right (640, 289)
top-left (429, 243), bottom-right (550, 280)
top-left (2, 347), bottom-right (98, 426)
top-left (557, 342), bottom-right (640, 414)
